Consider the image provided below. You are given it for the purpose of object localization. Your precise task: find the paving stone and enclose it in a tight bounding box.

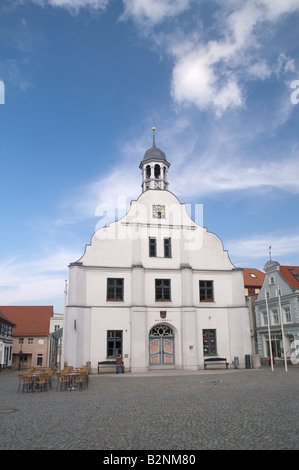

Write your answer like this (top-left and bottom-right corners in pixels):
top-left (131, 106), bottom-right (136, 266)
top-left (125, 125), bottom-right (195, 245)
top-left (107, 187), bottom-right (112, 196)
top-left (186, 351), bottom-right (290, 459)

top-left (0, 367), bottom-right (298, 450)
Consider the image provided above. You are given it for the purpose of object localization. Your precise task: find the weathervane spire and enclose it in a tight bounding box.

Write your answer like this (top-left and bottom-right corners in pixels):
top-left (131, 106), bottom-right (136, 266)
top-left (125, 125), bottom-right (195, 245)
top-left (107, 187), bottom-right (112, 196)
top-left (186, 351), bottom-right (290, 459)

top-left (152, 118), bottom-right (156, 147)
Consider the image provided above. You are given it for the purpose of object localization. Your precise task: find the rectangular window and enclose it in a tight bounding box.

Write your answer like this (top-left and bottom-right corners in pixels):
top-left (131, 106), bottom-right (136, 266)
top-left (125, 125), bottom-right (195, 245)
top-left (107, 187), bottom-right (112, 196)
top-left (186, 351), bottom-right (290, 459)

top-left (107, 278), bottom-right (124, 301)
top-left (37, 354), bottom-right (43, 367)
top-left (164, 238), bottom-right (172, 258)
top-left (199, 281), bottom-right (214, 302)
top-left (107, 330), bottom-right (123, 358)
top-left (203, 329), bottom-right (217, 356)
top-left (283, 306), bottom-right (291, 323)
top-left (155, 279), bottom-right (171, 301)
top-left (28, 338), bottom-right (33, 344)
top-left (18, 338), bottom-right (24, 345)
top-left (271, 308), bottom-right (279, 324)
top-left (149, 237), bottom-right (157, 257)
top-left (261, 310), bottom-right (268, 326)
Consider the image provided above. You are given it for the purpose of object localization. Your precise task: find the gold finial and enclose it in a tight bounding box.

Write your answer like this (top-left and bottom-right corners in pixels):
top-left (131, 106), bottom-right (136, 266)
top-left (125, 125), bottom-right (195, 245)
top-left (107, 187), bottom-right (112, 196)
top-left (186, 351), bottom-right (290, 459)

top-left (152, 120), bottom-right (156, 146)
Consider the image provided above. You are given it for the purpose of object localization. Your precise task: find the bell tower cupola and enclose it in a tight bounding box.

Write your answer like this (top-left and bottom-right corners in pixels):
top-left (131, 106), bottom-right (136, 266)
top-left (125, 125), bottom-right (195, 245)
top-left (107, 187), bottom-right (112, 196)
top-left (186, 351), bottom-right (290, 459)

top-left (139, 126), bottom-right (170, 192)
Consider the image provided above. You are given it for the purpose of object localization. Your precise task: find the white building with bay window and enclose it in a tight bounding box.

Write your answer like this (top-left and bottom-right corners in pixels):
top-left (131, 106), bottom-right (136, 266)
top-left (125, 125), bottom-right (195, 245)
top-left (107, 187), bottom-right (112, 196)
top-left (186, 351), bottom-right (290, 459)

top-left (254, 261), bottom-right (299, 363)
top-left (64, 129), bottom-right (251, 373)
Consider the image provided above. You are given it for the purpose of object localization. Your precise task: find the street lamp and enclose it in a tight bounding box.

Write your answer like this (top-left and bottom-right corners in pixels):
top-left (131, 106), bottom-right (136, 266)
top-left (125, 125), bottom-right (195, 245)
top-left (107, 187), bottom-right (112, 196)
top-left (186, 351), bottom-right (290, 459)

top-left (265, 290), bottom-right (274, 371)
top-left (277, 286), bottom-right (288, 372)
top-left (18, 348), bottom-right (22, 371)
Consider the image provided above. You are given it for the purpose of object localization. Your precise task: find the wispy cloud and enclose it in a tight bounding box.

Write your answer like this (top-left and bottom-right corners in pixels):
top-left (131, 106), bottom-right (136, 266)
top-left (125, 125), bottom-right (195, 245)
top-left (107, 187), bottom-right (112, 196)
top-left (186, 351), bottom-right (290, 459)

top-left (0, 249), bottom-right (80, 307)
top-left (33, 0), bottom-right (109, 12)
top-left (226, 232), bottom-right (299, 267)
top-left (120, 0), bottom-right (191, 26)
top-left (172, 149), bottom-right (299, 199)
top-left (167, 1), bottom-right (299, 116)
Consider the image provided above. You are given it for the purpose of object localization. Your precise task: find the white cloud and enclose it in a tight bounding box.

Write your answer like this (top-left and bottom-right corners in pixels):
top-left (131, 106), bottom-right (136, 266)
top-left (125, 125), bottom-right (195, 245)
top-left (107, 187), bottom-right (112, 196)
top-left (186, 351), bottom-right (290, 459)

top-left (255, 0), bottom-right (299, 20)
top-left (226, 232), bottom-right (299, 264)
top-left (38, 0), bottom-right (108, 7)
top-left (6, 0), bottom-right (299, 115)
top-left (0, 249), bottom-right (81, 309)
top-left (171, 151), bottom-right (299, 200)
top-left (120, 0), bottom-right (191, 25)
top-left (166, 0), bottom-right (299, 115)
top-left (248, 61), bottom-right (272, 80)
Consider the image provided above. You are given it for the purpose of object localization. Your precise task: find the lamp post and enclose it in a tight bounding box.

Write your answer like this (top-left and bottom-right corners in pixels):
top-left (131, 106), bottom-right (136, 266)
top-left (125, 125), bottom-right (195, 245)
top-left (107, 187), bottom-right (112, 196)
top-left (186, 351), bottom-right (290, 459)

top-left (277, 286), bottom-right (288, 372)
top-left (265, 290), bottom-right (274, 371)
top-left (18, 348), bottom-right (22, 371)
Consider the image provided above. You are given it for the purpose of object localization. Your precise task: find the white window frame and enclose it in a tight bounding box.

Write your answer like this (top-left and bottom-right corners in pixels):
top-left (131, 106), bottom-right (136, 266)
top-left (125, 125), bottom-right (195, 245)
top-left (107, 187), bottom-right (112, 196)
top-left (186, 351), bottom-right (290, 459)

top-left (261, 310), bottom-right (268, 326)
top-left (283, 306), bottom-right (291, 323)
top-left (271, 308), bottom-right (279, 324)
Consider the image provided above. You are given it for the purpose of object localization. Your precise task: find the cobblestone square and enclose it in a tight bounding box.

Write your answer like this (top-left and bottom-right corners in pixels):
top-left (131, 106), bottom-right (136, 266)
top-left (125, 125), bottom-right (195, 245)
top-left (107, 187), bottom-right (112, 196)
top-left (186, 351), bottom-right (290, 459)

top-left (0, 367), bottom-right (298, 451)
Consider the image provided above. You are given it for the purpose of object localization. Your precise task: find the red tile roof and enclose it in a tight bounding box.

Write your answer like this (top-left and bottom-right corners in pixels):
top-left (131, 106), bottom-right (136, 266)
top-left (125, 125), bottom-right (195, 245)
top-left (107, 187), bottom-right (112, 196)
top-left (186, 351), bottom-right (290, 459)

top-left (0, 310), bottom-right (16, 326)
top-left (243, 268), bottom-right (265, 287)
top-left (0, 306), bottom-right (53, 336)
top-left (280, 266), bottom-right (299, 290)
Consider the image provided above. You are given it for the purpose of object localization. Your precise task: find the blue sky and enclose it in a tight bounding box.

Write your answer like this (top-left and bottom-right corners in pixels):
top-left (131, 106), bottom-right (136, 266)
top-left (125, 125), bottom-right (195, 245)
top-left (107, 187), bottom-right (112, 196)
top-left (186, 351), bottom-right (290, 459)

top-left (0, 0), bottom-right (299, 313)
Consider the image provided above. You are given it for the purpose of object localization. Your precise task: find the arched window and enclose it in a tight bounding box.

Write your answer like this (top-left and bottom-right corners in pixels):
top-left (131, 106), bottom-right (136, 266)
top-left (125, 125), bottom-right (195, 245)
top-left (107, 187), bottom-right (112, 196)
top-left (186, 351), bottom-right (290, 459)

top-left (150, 325), bottom-right (174, 336)
top-left (154, 164), bottom-right (160, 179)
top-left (146, 165), bottom-right (151, 179)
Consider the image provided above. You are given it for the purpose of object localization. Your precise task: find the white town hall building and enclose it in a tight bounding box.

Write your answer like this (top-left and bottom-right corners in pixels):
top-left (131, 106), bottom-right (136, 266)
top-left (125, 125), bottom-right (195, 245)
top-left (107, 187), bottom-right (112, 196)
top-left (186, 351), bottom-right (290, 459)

top-left (64, 129), bottom-right (251, 373)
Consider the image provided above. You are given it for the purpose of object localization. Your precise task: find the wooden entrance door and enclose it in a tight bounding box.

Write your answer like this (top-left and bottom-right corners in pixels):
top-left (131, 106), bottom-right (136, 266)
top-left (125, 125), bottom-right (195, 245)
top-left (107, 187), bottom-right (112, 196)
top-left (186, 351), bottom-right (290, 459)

top-left (149, 325), bottom-right (175, 365)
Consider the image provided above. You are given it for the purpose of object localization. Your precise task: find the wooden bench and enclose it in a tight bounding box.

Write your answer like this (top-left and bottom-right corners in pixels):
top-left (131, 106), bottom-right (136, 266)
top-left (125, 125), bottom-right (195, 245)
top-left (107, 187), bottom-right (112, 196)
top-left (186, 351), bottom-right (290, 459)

top-left (97, 361), bottom-right (116, 374)
top-left (204, 357), bottom-right (229, 369)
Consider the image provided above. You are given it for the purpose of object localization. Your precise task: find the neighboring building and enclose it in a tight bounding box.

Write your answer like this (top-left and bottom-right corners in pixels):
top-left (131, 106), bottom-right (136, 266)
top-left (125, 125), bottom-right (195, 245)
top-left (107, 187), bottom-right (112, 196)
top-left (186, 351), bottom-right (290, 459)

top-left (255, 261), bottom-right (299, 362)
top-left (0, 310), bottom-right (15, 369)
top-left (243, 268), bottom-right (265, 355)
top-left (64, 129), bottom-right (251, 373)
top-left (243, 268), bottom-right (265, 297)
top-left (49, 313), bottom-right (64, 370)
top-left (0, 306), bottom-right (54, 369)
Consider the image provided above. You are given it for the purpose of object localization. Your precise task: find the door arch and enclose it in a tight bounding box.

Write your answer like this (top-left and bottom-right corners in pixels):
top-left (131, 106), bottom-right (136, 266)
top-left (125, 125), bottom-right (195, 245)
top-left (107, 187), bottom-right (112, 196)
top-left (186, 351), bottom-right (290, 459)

top-left (149, 324), bottom-right (175, 366)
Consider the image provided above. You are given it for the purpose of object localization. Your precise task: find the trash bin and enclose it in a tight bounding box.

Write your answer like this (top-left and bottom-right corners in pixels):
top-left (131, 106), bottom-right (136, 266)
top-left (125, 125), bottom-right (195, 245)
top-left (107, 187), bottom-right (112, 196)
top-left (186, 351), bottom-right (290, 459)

top-left (233, 356), bottom-right (239, 368)
top-left (245, 354), bottom-right (251, 369)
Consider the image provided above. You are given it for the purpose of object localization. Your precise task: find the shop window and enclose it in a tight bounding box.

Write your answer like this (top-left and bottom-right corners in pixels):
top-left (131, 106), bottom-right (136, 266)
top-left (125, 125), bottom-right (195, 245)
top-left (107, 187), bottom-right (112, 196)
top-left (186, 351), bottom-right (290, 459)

top-left (203, 329), bottom-right (217, 356)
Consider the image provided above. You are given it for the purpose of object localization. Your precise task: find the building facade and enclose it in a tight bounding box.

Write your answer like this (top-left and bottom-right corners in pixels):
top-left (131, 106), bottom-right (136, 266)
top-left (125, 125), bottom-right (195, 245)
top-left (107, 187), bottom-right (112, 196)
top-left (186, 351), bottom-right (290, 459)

top-left (255, 261), bottom-right (299, 362)
top-left (0, 306), bottom-right (54, 369)
top-left (64, 130), bottom-right (251, 373)
top-left (49, 313), bottom-right (64, 370)
top-left (0, 310), bottom-right (15, 369)
top-left (243, 268), bottom-right (265, 356)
